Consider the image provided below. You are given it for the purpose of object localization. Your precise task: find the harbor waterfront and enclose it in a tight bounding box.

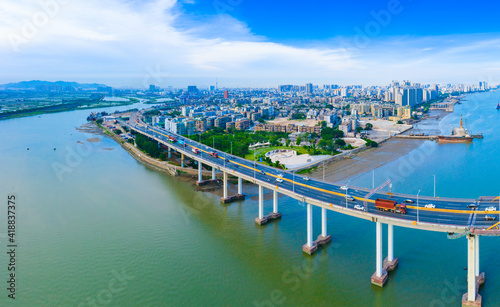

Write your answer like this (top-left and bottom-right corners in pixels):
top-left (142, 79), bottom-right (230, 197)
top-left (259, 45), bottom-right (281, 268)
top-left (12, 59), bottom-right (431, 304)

top-left (1, 91), bottom-right (500, 306)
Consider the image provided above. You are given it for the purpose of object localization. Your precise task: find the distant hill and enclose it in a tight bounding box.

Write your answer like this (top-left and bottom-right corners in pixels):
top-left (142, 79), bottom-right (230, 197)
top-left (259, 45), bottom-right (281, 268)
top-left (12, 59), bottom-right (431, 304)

top-left (0, 80), bottom-right (109, 90)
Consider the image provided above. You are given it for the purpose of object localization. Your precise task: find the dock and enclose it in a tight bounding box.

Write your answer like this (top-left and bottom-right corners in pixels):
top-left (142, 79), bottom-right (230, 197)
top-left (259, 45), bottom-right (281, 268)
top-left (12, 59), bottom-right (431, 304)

top-left (394, 134), bottom-right (437, 140)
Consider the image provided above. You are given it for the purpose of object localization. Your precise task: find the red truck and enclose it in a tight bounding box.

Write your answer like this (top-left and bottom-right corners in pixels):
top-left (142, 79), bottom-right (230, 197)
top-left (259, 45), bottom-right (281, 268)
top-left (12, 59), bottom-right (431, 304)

top-left (168, 136), bottom-right (176, 143)
top-left (375, 199), bottom-right (407, 214)
top-left (209, 151), bottom-right (219, 158)
top-left (192, 148), bottom-right (199, 154)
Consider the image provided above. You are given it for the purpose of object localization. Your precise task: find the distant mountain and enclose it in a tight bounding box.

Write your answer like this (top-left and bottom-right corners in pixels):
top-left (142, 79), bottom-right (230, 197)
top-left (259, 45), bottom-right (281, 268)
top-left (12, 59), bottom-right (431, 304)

top-left (0, 80), bottom-right (109, 90)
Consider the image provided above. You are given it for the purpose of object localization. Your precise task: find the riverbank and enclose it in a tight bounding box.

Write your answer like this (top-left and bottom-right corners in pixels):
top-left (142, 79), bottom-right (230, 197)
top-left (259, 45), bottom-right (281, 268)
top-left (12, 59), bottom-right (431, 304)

top-left (311, 109), bottom-right (451, 184)
top-left (0, 100), bottom-right (134, 121)
top-left (91, 121), bottom-right (227, 192)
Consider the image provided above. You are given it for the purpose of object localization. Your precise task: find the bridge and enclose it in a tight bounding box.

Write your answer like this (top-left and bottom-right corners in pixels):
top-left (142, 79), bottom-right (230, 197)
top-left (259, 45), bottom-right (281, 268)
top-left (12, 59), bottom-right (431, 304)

top-left (118, 112), bottom-right (500, 307)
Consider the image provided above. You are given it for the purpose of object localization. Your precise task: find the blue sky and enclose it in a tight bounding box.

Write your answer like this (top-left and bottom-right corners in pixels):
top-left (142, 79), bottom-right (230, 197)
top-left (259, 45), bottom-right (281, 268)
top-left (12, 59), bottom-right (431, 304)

top-left (178, 0), bottom-right (500, 39)
top-left (1, 0), bottom-right (500, 88)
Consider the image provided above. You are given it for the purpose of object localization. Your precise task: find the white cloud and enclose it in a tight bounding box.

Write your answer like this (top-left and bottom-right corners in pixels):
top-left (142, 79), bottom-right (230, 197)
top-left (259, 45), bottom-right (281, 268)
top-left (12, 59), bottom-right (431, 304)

top-left (0, 0), bottom-right (499, 87)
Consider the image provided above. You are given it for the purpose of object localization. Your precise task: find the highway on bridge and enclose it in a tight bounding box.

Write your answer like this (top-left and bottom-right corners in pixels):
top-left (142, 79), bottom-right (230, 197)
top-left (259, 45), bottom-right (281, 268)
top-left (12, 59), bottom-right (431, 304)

top-left (120, 117), bottom-right (499, 233)
top-left (117, 112), bottom-right (500, 305)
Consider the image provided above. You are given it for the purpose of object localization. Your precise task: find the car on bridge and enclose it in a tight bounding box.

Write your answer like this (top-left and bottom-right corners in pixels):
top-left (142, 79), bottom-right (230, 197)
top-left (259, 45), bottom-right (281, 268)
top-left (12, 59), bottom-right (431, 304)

top-left (404, 199), bottom-right (414, 203)
top-left (485, 206), bottom-right (497, 211)
top-left (467, 203), bottom-right (479, 209)
top-left (276, 178), bottom-right (284, 183)
top-left (424, 204), bottom-right (435, 209)
top-left (340, 186), bottom-right (348, 191)
top-left (485, 215), bottom-right (496, 221)
top-left (345, 195), bottom-right (355, 201)
top-left (303, 176), bottom-right (310, 181)
top-left (354, 204), bottom-right (364, 211)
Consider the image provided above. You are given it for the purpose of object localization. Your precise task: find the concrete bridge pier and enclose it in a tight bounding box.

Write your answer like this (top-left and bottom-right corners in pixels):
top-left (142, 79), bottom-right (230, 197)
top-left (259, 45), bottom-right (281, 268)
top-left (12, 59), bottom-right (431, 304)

top-left (255, 185), bottom-right (266, 224)
top-left (268, 190), bottom-right (282, 220)
top-left (181, 153), bottom-right (184, 168)
top-left (462, 234), bottom-right (485, 306)
top-left (273, 191), bottom-right (278, 213)
top-left (302, 203), bottom-right (317, 255)
top-left (197, 161), bottom-right (202, 182)
top-left (212, 167), bottom-right (216, 180)
top-left (317, 207), bottom-right (331, 245)
top-left (302, 205), bottom-right (330, 255)
top-left (196, 162), bottom-right (218, 186)
top-left (371, 222), bottom-right (388, 287)
top-left (168, 146), bottom-right (171, 158)
top-left (255, 186), bottom-right (281, 225)
top-left (384, 224), bottom-right (398, 272)
top-left (223, 172), bottom-right (228, 199)
top-left (220, 174), bottom-right (246, 203)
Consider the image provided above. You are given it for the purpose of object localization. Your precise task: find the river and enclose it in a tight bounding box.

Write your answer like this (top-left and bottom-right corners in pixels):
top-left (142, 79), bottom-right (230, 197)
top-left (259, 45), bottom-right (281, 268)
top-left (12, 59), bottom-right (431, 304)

top-left (0, 93), bottom-right (499, 306)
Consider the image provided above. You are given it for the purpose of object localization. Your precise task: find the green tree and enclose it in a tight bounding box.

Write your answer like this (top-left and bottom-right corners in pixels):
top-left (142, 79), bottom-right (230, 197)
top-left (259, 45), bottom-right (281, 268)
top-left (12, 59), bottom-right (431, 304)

top-left (292, 113), bottom-right (306, 120)
top-left (321, 127), bottom-right (334, 140)
top-left (365, 139), bottom-right (378, 148)
top-left (365, 123), bottom-right (373, 130)
top-left (296, 137), bottom-right (302, 145)
top-left (335, 138), bottom-right (346, 147)
top-left (356, 126), bottom-right (363, 133)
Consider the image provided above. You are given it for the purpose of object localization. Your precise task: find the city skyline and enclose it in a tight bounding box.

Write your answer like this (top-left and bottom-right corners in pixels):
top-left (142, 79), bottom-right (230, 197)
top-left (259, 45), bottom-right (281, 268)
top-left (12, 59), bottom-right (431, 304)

top-left (2, 0), bottom-right (500, 88)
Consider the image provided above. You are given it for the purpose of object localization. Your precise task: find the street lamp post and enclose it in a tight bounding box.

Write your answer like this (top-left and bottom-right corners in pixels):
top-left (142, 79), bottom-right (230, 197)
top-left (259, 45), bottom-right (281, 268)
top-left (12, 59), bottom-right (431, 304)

top-left (292, 170), bottom-right (296, 193)
top-left (323, 161), bottom-right (325, 181)
top-left (253, 151), bottom-right (256, 180)
top-left (344, 181), bottom-right (350, 208)
top-left (417, 189), bottom-right (421, 223)
top-left (433, 175), bottom-right (436, 198)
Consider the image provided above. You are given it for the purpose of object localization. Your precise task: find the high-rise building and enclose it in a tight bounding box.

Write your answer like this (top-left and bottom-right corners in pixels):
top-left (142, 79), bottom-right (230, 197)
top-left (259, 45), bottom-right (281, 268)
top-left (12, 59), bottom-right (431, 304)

top-left (224, 90), bottom-right (229, 99)
top-left (187, 86), bottom-right (198, 93)
top-left (185, 120), bottom-right (195, 135)
top-left (306, 83), bottom-right (313, 94)
top-left (181, 106), bottom-right (192, 117)
top-left (479, 81), bottom-right (488, 91)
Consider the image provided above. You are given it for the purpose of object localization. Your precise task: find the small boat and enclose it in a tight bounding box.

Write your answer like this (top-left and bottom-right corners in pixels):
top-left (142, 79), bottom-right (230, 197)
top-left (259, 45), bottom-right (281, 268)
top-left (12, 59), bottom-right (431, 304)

top-left (497, 103), bottom-right (500, 109)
